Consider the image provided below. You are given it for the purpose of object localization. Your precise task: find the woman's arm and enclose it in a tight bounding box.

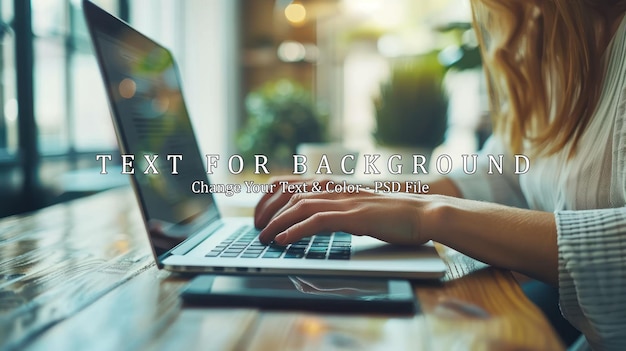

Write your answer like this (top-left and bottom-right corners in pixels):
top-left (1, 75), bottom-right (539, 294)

top-left (428, 196), bottom-right (557, 285)
top-left (555, 208), bottom-right (626, 349)
top-left (422, 177), bottom-right (463, 197)
top-left (254, 176), bottom-right (462, 228)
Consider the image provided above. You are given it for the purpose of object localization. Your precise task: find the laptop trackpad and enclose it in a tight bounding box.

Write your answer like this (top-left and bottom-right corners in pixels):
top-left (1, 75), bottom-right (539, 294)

top-left (351, 236), bottom-right (439, 260)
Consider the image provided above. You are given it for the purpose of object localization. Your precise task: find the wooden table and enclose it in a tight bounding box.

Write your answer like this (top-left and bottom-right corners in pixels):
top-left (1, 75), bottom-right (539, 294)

top-left (0, 187), bottom-right (564, 351)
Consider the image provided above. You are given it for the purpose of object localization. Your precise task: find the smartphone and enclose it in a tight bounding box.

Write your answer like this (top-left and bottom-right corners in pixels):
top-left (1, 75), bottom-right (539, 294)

top-left (181, 275), bottom-right (417, 314)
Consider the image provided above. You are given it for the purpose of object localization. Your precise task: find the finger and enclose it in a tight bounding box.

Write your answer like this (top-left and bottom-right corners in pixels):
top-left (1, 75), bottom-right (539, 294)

top-left (258, 189), bottom-right (380, 239)
top-left (258, 198), bottom-right (351, 244)
top-left (256, 178), bottom-right (379, 240)
top-left (273, 211), bottom-right (349, 245)
top-left (255, 190), bottom-right (295, 228)
top-left (271, 207), bottom-right (389, 245)
top-left (255, 177), bottom-right (300, 212)
top-left (255, 177), bottom-right (302, 209)
top-left (270, 197), bottom-right (421, 246)
top-left (255, 177), bottom-right (309, 227)
top-left (254, 178), bottom-right (331, 228)
top-left (266, 189), bottom-right (360, 225)
top-left (274, 210), bottom-right (413, 246)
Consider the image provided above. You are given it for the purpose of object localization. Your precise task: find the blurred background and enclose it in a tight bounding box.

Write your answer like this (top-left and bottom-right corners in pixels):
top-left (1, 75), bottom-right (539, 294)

top-left (0, 0), bottom-right (489, 218)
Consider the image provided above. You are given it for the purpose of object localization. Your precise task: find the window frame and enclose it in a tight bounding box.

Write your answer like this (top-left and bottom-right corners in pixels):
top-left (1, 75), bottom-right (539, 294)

top-left (0, 0), bottom-right (129, 216)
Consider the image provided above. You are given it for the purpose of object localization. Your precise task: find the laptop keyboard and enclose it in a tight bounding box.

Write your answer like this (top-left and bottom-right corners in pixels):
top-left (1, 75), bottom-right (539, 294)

top-left (204, 226), bottom-right (352, 260)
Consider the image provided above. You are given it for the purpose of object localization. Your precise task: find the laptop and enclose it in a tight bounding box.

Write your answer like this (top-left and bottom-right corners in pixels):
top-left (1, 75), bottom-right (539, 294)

top-left (82, 0), bottom-right (446, 279)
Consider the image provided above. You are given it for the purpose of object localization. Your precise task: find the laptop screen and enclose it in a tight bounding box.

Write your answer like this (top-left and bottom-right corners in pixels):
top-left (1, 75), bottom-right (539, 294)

top-left (83, 1), bottom-right (219, 256)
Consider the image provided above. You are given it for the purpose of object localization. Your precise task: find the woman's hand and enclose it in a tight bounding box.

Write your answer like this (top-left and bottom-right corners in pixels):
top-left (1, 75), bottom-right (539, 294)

top-left (254, 178), bottom-right (559, 285)
top-left (255, 178), bottom-right (437, 246)
top-left (254, 177), bottom-right (331, 229)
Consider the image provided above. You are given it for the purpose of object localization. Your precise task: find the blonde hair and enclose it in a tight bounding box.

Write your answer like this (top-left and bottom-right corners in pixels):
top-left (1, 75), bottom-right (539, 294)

top-left (471, 0), bottom-right (626, 156)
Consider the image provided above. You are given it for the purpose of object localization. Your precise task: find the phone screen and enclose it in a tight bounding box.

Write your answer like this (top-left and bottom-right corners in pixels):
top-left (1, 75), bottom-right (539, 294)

top-left (182, 275), bottom-right (417, 314)
top-left (211, 275), bottom-right (392, 300)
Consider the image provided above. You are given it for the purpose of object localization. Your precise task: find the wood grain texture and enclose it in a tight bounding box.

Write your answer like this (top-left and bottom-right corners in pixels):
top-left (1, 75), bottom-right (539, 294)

top-left (243, 313), bottom-right (429, 351)
top-left (0, 188), bottom-right (565, 351)
top-left (416, 246), bottom-right (564, 351)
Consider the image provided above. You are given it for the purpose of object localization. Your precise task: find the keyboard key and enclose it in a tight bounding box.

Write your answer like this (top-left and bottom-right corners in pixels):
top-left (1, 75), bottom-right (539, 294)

top-left (207, 227), bottom-right (353, 261)
top-left (243, 249), bottom-right (264, 254)
top-left (269, 241), bottom-right (287, 248)
top-left (334, 232), bottom-right (352, 240)
top-left (305, 252), bottom-right (327, 259)
top-left (310, 242), bottom-right (329, 248)
top-left (328, 253), bottom-right (350, 260)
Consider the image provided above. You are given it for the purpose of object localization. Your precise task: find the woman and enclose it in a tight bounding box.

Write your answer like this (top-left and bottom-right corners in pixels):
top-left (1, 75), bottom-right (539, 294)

top-left (255, 0), bottom-right (626, 349)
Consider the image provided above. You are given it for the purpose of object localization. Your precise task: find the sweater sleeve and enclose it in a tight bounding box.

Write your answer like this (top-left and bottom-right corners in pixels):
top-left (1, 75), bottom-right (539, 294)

top-left (447, 136), bottom-right (528, 208)
top-left (556, 208), bottom-right (626, 350)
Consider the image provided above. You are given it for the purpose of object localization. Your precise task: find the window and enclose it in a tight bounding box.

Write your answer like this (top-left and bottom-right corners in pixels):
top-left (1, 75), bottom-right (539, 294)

top-left (0, 0), bottom-right (237, 218)
top-left (0, 1), bottom-right (17, 160)
top-left (0, 0), bottom-right (129, 218)
top-left (32, 0), bottom-right (121, 155)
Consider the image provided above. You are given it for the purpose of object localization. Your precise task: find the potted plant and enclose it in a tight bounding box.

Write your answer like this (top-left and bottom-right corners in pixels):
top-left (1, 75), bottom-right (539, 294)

top-left (373, 53), bottom-right (448, 173)
top-left (237, 80), bottom-right (327, 170)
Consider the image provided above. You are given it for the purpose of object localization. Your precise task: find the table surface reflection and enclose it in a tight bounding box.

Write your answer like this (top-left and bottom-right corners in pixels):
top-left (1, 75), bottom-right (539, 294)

top-left (0, 187), bottom-right (564, 351)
